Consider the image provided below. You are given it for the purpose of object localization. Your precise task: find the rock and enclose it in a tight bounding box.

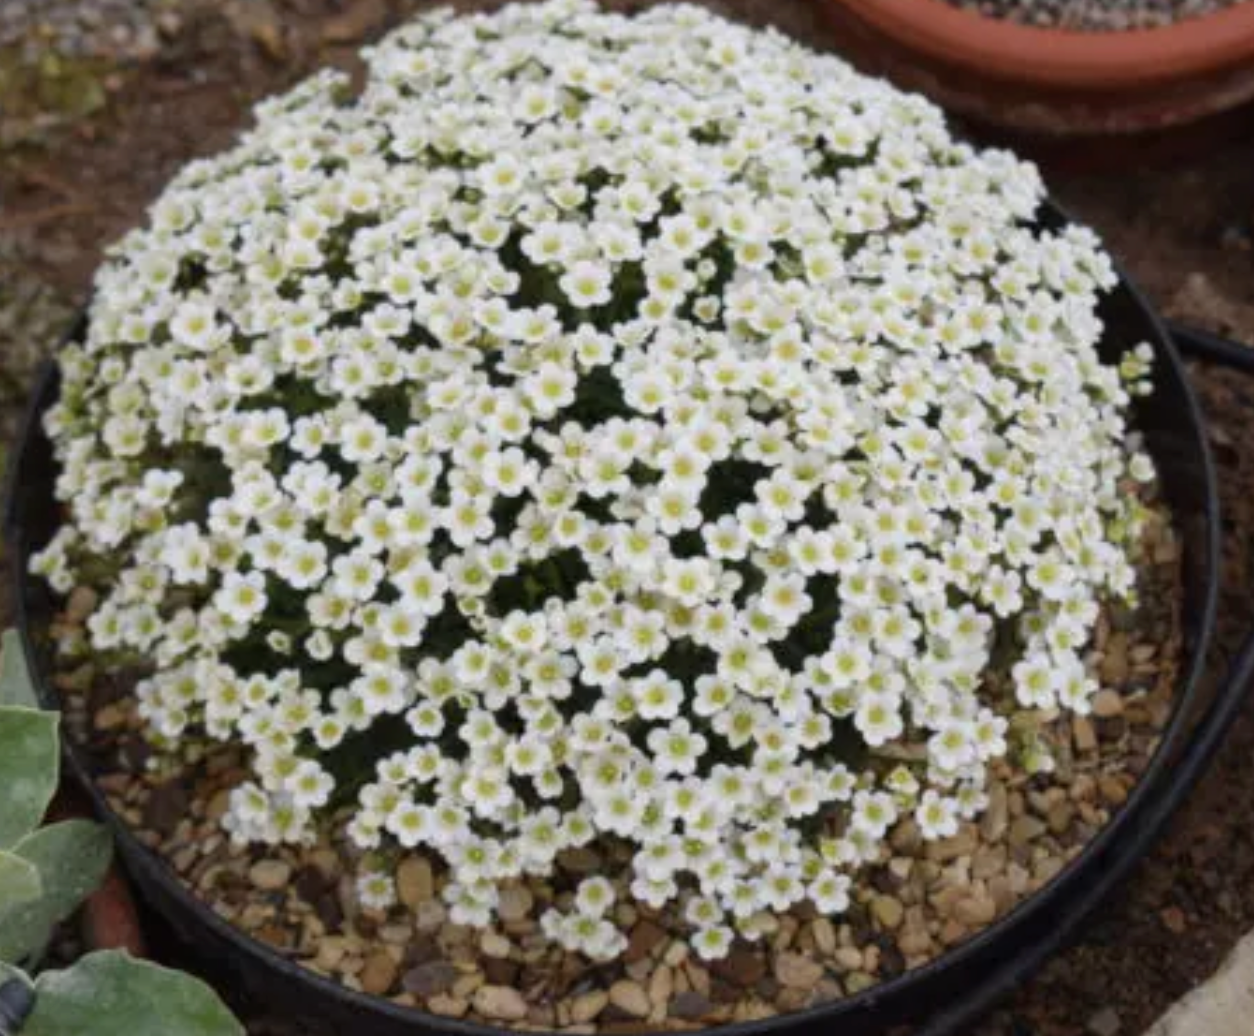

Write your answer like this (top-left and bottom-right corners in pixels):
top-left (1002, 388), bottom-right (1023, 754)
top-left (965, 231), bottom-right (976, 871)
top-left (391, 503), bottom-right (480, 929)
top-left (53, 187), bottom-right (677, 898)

top-left (403, 961), bottom-right (458, 997)
top-left (1161, 906), bottom-right (1188, 934)
top-left (774, 952), bottom-right (824, 989)
top-left (608, 979), bottom-right (651, 1018)
top-left (66, 586), bottom-right (98, 624)
top-left (1073, 716), bottom-right (1099, 753)
top-left (812, 917), bottom-right (837, 954)
top-left (669, 990), bottom-right (713, 1020)
top-left (480, 931), bottom-right (511, 959)
top-left (953, 894), bottom-right (997, 927)
top-left (427, 993), bottom-right (468, 1018)
top-left (226, 0), bottom-right (286, 60)
top-left (473, 984), bottom-right (528, 1022)
top-left (142, 780), bottom-right (188, 837)
top-left (497, 884), bottom-right (533, 923)
top-left (397, 856), bottom-right (434, 909)
top-left (872, 895), bottom-right (904, 931)
top-left (711, 947), bottom-right (766, 987)
top-left (1087, 1006), bottom-right (1122, 1036)
top-left (980, 782), bottom-right (1009, 841)
top-left (249, 859), bottom-right (292, 892)
top-left (570, 990), bottom-right (609, 1023)
top-left (359, 951), bottom-right (398, 996)
top-left (625, 919), bottom-right (668, 963)
top-left (1092, 689), bottom-right (1125, 718)
top-left (1009, 816), bottom-right (1046, 846)
top-left (926, 826), bottom-right (978, 862)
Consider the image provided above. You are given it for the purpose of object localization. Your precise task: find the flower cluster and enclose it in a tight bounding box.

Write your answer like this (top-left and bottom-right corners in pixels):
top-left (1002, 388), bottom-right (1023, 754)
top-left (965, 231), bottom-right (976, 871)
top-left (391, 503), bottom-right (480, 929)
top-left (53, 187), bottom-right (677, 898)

top-left (34, 0), bottom-right (1155, 961)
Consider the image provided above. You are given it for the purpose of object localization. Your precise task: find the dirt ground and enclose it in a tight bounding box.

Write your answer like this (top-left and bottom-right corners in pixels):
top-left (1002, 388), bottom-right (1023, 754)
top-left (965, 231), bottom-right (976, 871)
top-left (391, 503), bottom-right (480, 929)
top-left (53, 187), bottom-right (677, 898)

top-left (3, 2), bottom-right (1254, 1035)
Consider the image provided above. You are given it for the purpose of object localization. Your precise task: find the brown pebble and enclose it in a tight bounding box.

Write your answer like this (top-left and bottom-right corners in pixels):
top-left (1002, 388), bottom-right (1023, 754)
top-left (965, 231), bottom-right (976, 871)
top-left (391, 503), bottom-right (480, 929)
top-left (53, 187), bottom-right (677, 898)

top-left (1092, 689), bottom-right (1125, 718)
top-left (872, 895), bottom-right (904, 931)
top-left (773, 952), bottom-right (824, 989)
top-left (608, 979), bottom-right (651, 1018)
top-left (249, 859), bottom-right (292, 892)
top-left (710, 947), bottom-right (766, 987)
top-left (427, 993), bottom-right (468, 1018)
top-left (669, 990), bottom-right (712, 1020)
top-left (359, 951), bottom-right (398, 996)
top-left (497, 884), bottom-right (533, 923)
top-left (473, 984), bottom-right (529, 1021)
top-left (625, 919), bottom-right (668, 963)
top-left (402, 961), bottom-right (458, 997)
top-left (570, 990), bottom-right (609, 1023)
top-left (396, 856), bottom-right (434, 910)
top-left (142, 781), bottom-right (189, 838)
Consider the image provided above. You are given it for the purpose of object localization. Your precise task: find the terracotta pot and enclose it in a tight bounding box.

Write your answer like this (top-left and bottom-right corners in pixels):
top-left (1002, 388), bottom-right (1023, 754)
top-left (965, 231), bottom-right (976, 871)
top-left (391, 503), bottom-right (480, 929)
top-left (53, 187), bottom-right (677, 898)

top-left (819, 0), bottom-right (1254, 141)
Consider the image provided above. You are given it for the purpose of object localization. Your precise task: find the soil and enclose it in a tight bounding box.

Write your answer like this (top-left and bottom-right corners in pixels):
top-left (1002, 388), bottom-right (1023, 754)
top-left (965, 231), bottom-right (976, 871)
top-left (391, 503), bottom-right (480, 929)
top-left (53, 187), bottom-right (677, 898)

top-left (3, 2), bottom-right (1254, 1036)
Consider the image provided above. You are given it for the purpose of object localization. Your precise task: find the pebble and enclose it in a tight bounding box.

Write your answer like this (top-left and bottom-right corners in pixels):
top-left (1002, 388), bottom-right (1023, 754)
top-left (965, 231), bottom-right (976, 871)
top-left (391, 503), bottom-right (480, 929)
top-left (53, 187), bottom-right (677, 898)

top-left (570, 990), bottom-right (609, 1023)
top-left (774, 952), bottom-right (825, 989)
top-left (359, 951), bottom-right (398, 996)
top-left (249, 859), bottom-right (292, 891)
top-left (403, 961), bottom-right (458, 997)
top-left (1092, 689), bottom-right (1126, 718)
top-left (479, 931), bottom-right (512, 959)
top-left (669, 990), bottom-right (713, 1020)
top-left (949, 0), bottom-right (1251, 34)
top-left (497, 884), bottom-right (533, 923)
top-left (1087, 1006), bottom-right (1123, 1036)
top-left (872, 895), bottom-right (905, 931)
top-left (608, 979), bottom-right (652, 1018)
top-left (396, 856), bottom-right (434, 909)
top-left (473, 985), bottom-right (529, 1022)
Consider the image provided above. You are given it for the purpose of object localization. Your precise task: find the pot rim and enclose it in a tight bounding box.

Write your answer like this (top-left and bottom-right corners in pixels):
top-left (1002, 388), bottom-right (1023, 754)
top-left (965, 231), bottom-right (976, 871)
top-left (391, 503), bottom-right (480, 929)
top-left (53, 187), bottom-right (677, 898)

top-left (3, 211), bottom-right (1222, 1036)
top-left (832, 0), bottom-right (1254, 89)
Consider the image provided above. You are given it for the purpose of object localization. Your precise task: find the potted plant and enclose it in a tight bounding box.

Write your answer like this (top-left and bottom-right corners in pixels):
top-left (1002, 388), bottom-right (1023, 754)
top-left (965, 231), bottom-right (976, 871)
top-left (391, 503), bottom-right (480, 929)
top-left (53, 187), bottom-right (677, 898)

top-left (3, 1), bottom-right (1224, 1033)
top-left (0, 632), bottom-right (242, 1036)
top-left (818, 0), bottom-right (1254, 144)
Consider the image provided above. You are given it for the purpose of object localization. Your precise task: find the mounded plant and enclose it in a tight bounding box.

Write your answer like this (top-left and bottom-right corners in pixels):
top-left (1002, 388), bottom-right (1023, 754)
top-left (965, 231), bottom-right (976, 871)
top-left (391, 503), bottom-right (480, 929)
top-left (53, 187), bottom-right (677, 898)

top-left (32, 0), bottom-right (1156, 968)
top-left (0, 631), bottom-right (242, 1036)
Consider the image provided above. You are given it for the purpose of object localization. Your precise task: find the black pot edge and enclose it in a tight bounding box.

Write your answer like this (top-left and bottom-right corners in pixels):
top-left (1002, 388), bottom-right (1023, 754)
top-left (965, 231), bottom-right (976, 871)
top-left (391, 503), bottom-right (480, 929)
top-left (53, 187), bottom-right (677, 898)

top-left (0, 243), bottom-right (1232, 1036)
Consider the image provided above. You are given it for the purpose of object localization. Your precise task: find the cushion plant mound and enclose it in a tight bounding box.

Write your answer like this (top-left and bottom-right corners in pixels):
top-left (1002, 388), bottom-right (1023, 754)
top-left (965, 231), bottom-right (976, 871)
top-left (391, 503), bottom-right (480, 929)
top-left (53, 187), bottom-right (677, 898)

top-left (33, 0), bottom-right (1156, 964)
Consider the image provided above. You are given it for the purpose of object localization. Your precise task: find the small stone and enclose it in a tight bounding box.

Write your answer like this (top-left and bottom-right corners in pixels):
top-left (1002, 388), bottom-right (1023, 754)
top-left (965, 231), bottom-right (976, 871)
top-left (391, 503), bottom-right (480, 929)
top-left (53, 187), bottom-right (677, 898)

top-left (625, 919), bottom-right (668, 963)
top-left (480, 931), bottom-right (512, 959)
top-left (980, 782), bottom-right (1009, 841)
top-left (1073, 716), bottom-right (1099, 753)
top-left (403, 961), bottom-right (458, 997)
top-left (428, 993), bottom-right (468, 1018)
top-left (321, 0), bottom-right (389, 43)
top-left (142, 781), bottom-right (188, 838)
top-left (710, 947), bottom-right (766, 987)
top-left (1009, 816), bottom-right (1046, 846)
top-left (474, 985), bottom-right (529, 1022)
top-left (497, 884), bottom-right (533, 923)
top-left (1161, 905), bottom-right (1187, 934)
top-left (1099, 775), bottom-right (1129, 807)
top-left (1092, 690), bottom-right (1125, 718)
top-left (396, 856), bottom-right (434, 909)
top-left (773, 952), bottom-right (824, 989)
top-left (872, 895), bottom-right (904, 931)
top-left (608, 979), bottom-right (651, 1018)
top-left (812, 917), bottom-right (837, 954)
top-left (66, 586), bottom-right (98, 624)
top-left (570, 990), bottom-right (609, 1023)
top-left (1087, 1006), bottom-right (1122, 1036)
top-left (953, 894), bottom-right (997, 927)
top-left (359, 951), bottom-right (398, 996)
top-left (669, 990), bottom-right (713, 1020)
top-left (249, 859), bottom-right (292, 892)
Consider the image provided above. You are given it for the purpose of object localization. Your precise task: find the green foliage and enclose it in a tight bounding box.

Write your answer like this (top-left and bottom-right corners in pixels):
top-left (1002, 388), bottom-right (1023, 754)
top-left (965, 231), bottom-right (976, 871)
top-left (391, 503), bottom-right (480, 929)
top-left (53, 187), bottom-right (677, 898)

top-left (0, 851), bottom-right (42, 909)
top-left (0, 706), bottom-right (59, 850)
top-left (24, 952), bottom-right (245, 1036)
top-left (0, 821), bottom-right (112, 965)
top-left (0, 630), bottom-right (39, 707)
top-left (0, 629), bottom-right (241, 1032)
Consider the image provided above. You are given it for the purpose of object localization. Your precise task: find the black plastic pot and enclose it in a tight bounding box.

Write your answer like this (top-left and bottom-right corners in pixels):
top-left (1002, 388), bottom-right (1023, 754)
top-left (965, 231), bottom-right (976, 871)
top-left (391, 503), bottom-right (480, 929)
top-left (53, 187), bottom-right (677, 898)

top-left (2, 232), bottom-right (1240, 1036)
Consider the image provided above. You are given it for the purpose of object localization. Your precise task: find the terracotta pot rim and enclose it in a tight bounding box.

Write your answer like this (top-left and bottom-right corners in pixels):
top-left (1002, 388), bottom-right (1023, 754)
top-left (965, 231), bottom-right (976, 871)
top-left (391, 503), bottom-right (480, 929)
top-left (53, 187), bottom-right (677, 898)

top-left (834, 0), bottom-right (1254, 89)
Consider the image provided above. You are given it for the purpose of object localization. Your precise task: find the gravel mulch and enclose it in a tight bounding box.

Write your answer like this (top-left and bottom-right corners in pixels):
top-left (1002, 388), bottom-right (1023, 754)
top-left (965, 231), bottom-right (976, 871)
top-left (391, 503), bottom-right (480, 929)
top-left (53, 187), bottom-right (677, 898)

top-left (946, 0), bottom-right (1251, 31)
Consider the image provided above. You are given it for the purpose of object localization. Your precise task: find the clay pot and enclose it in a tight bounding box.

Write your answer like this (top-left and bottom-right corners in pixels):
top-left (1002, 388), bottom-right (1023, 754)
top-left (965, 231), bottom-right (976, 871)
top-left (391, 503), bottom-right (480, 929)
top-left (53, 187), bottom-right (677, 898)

top-left (819, 0), bottom-right (1254, 143)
